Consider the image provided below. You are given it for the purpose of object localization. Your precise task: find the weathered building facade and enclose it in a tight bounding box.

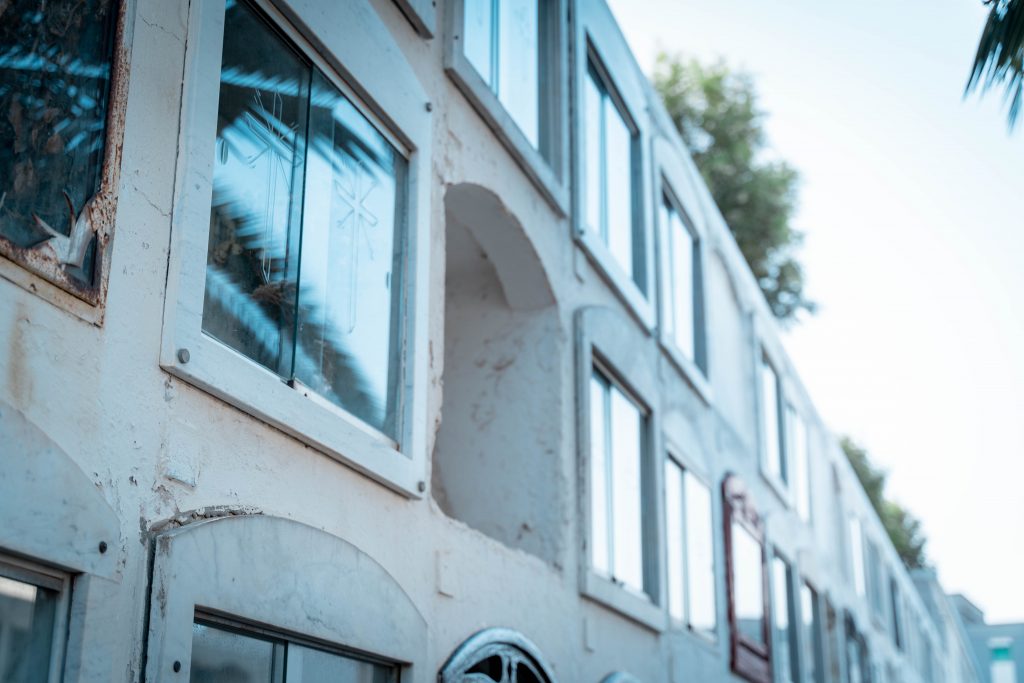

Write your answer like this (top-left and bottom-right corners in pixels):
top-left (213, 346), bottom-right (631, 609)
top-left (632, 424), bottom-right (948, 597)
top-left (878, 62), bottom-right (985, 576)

top-left (0, 0), bottom-right (984, 682)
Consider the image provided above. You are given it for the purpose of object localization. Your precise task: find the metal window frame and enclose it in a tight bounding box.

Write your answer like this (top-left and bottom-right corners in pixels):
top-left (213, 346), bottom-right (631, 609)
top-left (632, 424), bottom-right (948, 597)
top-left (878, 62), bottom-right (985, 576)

top-left (159, 0), bottom-right (432, 497)
top-left (0, 0), bottom-right (132, 325)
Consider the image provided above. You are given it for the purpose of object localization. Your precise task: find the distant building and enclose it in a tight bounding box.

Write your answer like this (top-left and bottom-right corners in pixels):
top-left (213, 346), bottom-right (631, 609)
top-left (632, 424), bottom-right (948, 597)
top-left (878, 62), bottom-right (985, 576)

top-left (0, 0), bottom-right (985, 681)
top-left (954, 594), bottom-right (1024, 683)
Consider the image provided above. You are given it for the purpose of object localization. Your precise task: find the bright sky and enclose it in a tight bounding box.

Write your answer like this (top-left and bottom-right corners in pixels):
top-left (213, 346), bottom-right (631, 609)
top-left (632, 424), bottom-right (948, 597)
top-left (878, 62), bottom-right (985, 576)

top-left (608, 0), bottom-right (1024, 623)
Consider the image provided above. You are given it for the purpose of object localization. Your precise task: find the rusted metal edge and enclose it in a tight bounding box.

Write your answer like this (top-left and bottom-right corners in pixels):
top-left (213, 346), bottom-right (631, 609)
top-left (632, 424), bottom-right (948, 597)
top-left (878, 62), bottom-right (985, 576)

top-left (0, 0), bottom-right (132, 315)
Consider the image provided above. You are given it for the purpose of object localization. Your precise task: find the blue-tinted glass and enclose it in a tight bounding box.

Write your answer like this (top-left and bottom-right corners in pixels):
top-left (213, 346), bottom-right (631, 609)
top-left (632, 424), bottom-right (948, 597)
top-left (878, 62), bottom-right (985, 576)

top-left (294, 70), bottom-right (405, 437)
top-left (734, 521), bottom-right (765, 645)
top-left (0, 574), bottom-right (59, 683)
top-left (203, 0), bottom-right (310, 377)
top-left (0, 0), bottom-right (117, 285)
top-left (463, 0), bottom-right (493, 87)
top-left (189, 622), bottom-right (282, 683)
top-left (497, 0), bottom-right (539, 147)
top-left (287, 644), bottom-right (396, 683)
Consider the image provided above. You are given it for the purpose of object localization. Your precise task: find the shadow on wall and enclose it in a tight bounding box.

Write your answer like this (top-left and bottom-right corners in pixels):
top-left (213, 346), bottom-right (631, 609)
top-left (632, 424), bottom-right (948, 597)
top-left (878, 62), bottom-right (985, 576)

top-left (432, 183), bottom-right (565, 566)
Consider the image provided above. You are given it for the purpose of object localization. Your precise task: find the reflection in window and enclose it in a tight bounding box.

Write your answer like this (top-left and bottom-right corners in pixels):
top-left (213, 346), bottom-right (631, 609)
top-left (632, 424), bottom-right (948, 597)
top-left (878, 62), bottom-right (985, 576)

top-left (584, 58), bottom-right (641, 290)
top-left (590, 367), bottom-right (647, 596)
top-left (889, 577), bottom-right (904, 650)
top-left (659, 194), bottom-right (700, 365)
top-left (665, 460), bottom-right (716, 637)
top-left (789, 407), bottom-right (811, 522)
top-left (761, 353), bottom-right (785, 484)
top-left (801, 582), bottom-right (825, 683)
top-left (462, 0), bottom-right (545, 150)
top-left (202, 0), bottom-right (406, 437)
top-left (865, 541), bottom-right (884, 619)
top-left (0, 0), bottom-right (117, 285)
top-left (190, 619), bottom-right (397, 683)
top-left (734, 521), bottom-right (765, 646)
top-left (772, 555), bottom-right (799, 683)
top-left (0, 562), bottom-right (64, 683)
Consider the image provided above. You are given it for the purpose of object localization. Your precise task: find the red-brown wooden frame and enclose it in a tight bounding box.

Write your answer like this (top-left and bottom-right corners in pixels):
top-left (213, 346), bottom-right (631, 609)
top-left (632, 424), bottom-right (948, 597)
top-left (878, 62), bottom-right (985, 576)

top-left (723, 473), bottom-right (772, 683)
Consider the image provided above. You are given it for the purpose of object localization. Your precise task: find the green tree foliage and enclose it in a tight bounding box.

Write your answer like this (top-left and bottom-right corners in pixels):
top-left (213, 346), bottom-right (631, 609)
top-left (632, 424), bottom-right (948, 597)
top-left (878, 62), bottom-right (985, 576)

top-left (653, 54), bottom-right (813, 322)
top-left (967, 0), bottom-right (1024, 129)
top-left (840, 436), bottom-right (928, 570)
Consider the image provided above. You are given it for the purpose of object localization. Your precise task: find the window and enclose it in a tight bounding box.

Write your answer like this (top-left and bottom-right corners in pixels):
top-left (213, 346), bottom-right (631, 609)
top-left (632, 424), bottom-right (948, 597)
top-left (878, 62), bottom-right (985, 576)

top-left (163, 0), bottom-right (430, 495)
top-left (760, 352), bottom-right (786, 487)
top-left (203, 0), bottom-right (406, 437)
top-left (990, 638), bottom-right (1017, 683)
top-left (723, 474), bottom-right (771, 683)
top-left (590, 366), bottom-right (648, 597)
top-left (889, 577), bottom-right (904, 650)
top-left (801, 582), bottom-right (826, 683)
top-left (439, 628), bottom-right (556, 683)
top-left (0, 557), bottom-right (70, 683)
top-left (844, 613), bottom-right (872, 683)
top-left (849, 516), bottom-right (866, 598)
top-left (865, 541), bottom-right (883, 620)
top-left (462, 0), bottom-right (543, 149)
top-left (665, 458), bottom-right (716, 637)
top-left (658, 191), bottom-right (703, 369)
top-left (190, 615), bottom-right (398, 682)
top-left (789, 406), bottom-right (811, 522)
top-left (446, 0), bottom-right (564, 207)
top-left (772, 554), bottom-right (799, 683)
top-left (583, 54), bottom-right (642, 291)
top-left (0, 0), bottom-right (122, 306)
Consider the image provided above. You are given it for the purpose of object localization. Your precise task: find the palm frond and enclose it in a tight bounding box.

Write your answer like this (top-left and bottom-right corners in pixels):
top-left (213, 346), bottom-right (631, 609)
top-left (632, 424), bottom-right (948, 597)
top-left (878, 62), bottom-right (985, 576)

top-left (967, 0), bottom-right (1024, 129)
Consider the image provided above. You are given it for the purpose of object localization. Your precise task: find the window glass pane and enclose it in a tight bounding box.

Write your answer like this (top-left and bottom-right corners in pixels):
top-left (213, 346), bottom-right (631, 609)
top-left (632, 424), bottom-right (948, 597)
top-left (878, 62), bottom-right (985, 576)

top-left (287, 645), bottom-right (396, 683)
top-left (761, 356), bottom-right (783, 481)
top-left (850, 517), bottom-right (866, 598)
top-left (773, 556), bottom-right (795, 682)
top-left (665, 460), bottom-right (685, 622)
top-left (463, 0), bottom-right (493, 87)
top-left (791, 410), bottom-right (811, 521)
top-left (733, 521), bottom-right (765, 646)
top-left (203, 0), bottom-right (310, 377)
top-left (589, 373), bottom-right (610, 576)
top-left (610, 385), bottom-right (643, 593)
top-left (584, 71), bottom-right (602, 237)
top-left (658, 199), bottom-right (674, 341)
top-left (295, 69), bottom-right (405, 436)
top-left (0, 574), bottom-right (59, 683)
top-left (670, 209), bottom-right (694, 359)
top-left (497, 0), bottom-right (539, 148)
top-left (0, 0), bottom-right (117, 285)
top-left (802, 583), bottom-right (822, 683)
top-left (190, 622), bottom-right (281, 683)
top-left (604, 98), bottom-right (634, 282)
top-left (686, 473), bottom-right (716, 636)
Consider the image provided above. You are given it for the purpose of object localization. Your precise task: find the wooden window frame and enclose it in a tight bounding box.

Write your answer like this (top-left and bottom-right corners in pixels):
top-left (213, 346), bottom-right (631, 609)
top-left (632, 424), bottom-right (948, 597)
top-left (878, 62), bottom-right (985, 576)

top-left (723, 473), bottom-right (772, 683)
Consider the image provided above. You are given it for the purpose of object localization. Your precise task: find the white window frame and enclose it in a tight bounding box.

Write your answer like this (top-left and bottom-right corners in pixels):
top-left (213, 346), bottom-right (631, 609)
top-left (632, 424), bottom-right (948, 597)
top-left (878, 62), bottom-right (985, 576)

top-left (144, 514), bottom-right (427, 682)
top-left (443, 0), bottom-right (569, 213)
top-left (573, 3), bottom-right (655, 330)
top-left (756, 337), bottom-right (791, 503)
top-left (663, 446), bottom-right (718, 644)
top-left (653, 137), bottom-right (711, 403)
top-left (0, 555), bottom-right (72, 683)
top-left (576, 307), bottom-right (664, 631)
top-left (159, 0), bottom-right (432, 497)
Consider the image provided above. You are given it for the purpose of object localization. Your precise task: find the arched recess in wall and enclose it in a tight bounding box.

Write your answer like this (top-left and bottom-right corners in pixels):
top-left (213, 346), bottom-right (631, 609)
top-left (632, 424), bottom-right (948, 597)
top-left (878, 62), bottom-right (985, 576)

top-left (600, 673), bottom-right (642, 683)
top-left (439, 628), bottom-right (557, 683)
top-left (144, 513), bottom-right (427, 682)
top-left (433, 183), bottom-right (565, 565)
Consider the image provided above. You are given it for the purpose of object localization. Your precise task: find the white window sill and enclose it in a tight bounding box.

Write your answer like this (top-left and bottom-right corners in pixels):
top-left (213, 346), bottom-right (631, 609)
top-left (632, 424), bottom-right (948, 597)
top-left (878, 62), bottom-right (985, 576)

top-left (582, 571), bottom-right (666, 632)
top-left (659, 338), bottom-right (712, 406)
top-left (576, 229), bottom-right (656, 332)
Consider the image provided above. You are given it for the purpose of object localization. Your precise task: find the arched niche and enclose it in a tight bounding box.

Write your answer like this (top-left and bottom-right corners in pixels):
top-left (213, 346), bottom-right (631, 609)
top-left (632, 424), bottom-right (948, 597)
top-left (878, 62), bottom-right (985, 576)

top-left (433, 183), bottom-right (565, 565)
top-left (144, 513), bottom-right (427, 682)
top-left (0, 400), bottom-right (120, 579)
top-left (439, 628), bottom-right (557, 683)
top-left (600, 673), bottom-right (641, 683)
